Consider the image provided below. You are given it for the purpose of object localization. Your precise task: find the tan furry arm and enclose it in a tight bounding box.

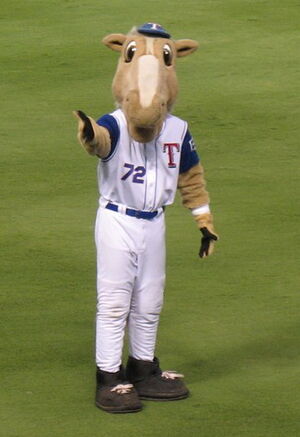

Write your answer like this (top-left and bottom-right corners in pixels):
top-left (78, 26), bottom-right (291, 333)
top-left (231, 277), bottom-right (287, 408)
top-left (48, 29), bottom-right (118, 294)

top-left (177, 163), bottom-right (210, 209)
top-left (194, 212), bottom-right (215, 233)
top-left (74, 111), bottom-right (111, 158)
top-left (178, 163), bottom-right (217, 234)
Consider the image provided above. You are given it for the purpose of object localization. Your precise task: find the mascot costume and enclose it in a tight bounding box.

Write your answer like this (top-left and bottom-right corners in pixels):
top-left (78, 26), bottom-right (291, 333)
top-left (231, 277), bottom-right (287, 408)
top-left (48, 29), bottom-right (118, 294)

top-left (74, 23), bottom-right (218, 413)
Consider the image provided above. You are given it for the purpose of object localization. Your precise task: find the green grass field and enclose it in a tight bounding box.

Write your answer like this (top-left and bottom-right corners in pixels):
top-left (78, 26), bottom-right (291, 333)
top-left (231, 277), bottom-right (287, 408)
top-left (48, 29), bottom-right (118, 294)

top-left (1, 1), bottom-right (299, 436)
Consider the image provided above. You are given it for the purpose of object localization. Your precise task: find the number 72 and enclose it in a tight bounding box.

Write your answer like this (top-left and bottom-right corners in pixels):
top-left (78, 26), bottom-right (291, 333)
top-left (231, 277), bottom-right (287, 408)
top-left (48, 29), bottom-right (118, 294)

top-left (121, 163), bottom-right (146, 184)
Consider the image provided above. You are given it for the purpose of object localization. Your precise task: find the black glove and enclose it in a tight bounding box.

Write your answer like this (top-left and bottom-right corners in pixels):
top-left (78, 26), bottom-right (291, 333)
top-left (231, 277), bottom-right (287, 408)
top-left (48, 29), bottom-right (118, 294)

top-left (76, 110), bottom-right (95, 143)
top-left (199, 227), bottom-right (218, 258)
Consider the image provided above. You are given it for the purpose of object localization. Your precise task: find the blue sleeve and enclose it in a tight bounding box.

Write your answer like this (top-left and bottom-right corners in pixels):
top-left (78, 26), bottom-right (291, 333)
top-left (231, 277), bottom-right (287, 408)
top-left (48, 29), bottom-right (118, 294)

top-left (96, 114), bottom-right (120, 160)
top-left (179, 130), bottom-right (200, 174)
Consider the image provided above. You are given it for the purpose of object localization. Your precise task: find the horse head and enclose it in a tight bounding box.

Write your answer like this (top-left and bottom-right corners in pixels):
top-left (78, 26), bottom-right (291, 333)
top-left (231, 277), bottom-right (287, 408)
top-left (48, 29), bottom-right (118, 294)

top-left (103, 23), bottom-right (198, 143)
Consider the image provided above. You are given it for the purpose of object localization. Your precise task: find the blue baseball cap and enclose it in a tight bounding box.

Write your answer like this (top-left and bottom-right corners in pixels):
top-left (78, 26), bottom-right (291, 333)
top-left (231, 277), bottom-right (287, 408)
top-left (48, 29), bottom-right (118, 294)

top-left (137, 22), bottom-right (171, 39)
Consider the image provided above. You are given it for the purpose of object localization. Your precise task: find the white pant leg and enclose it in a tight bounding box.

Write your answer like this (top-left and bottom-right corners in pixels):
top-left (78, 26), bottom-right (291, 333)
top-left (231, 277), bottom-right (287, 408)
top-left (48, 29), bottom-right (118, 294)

top-left (128, 213), bottom-right (166, 361)
top-left (95, 207), bottom-right (138, 372)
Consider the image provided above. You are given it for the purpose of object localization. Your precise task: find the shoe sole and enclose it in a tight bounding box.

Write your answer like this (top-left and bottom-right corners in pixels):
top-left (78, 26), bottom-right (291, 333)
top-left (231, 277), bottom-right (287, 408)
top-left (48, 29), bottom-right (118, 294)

top-left (138, 392), bottom-right (189, 401)
top-left (95, 402), bottom-right (143, 413)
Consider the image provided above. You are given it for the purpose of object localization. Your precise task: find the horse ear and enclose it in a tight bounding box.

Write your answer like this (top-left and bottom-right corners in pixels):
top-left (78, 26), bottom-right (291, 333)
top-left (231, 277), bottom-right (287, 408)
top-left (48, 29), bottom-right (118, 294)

top-left (175, 39), bottom-right (199, 57)
top-left (102, 34), bottom-right (127, 52)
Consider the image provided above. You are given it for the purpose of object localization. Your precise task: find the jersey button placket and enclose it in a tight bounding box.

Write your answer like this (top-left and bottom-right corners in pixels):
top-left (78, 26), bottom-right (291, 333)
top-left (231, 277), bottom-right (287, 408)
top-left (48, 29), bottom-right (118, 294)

top-left (143, 141), bottom-right (157, 211)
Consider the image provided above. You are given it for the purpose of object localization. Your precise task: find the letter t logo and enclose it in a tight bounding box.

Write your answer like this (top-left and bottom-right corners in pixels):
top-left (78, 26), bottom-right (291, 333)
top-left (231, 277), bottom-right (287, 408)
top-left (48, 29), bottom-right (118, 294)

top-left (163, 143), bottom-right (180, 168)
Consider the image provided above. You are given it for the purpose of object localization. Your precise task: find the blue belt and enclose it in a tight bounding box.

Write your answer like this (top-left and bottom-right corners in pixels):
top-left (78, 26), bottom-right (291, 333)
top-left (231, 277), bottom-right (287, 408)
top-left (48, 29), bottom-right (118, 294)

top-left (105, 202), bottom-right (158, 220)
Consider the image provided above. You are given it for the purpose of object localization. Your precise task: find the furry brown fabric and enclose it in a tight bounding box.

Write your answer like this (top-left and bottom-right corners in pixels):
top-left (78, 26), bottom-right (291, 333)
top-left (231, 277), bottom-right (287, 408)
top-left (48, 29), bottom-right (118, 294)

top-left (194, 212), bottom-right (215, 233)
top-left (103, 32), bottom-right (198, 143)
top-left (178, 163), bottom-right (217, 240)
top-left (177, 163), bottom-right (210, 209)
top-left (76, 29), bottom-right (199, 145)
top-left (174, 39), bottom-right (199, 57)
top-left (74, 112), bottom-right (111, 158)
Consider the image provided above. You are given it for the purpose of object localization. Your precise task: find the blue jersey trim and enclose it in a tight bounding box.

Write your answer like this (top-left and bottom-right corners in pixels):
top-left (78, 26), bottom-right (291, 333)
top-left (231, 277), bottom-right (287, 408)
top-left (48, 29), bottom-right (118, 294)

top-left (179, 130), bottom-right (200, 174)
top-left (97, 114), bottom-right (120, 161)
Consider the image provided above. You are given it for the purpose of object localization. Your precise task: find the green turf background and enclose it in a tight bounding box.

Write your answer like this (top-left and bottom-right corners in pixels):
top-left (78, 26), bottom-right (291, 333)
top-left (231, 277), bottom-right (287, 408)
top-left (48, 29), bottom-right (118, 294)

top-left (1, 0), bottom-right (299, 436)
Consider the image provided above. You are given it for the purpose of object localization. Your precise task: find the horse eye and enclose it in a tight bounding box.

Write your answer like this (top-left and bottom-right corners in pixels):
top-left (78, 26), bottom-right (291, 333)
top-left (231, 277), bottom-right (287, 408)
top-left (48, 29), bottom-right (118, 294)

top-left (125, 41), bottom-right (137, 63)
top-left (163, 44), bottom-right (173, 66)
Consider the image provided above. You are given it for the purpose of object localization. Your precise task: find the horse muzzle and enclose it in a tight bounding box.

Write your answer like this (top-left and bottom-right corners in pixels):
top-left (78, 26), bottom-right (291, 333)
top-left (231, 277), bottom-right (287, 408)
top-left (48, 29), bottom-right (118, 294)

top-left (122, 90), bottom-right (167, 141)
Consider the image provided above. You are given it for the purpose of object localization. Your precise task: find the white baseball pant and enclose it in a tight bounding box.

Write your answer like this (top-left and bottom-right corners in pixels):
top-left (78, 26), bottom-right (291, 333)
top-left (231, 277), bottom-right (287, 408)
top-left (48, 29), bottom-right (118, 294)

top-left (95, 205), bottom-right (166, 373)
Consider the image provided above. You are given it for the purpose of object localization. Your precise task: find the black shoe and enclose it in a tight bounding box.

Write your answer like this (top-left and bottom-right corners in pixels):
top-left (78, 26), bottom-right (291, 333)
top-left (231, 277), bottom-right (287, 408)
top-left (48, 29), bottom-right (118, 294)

top-left (95, 367), bottom-right (143, 413)
top-left (126, 356), bottom-right (189, 401)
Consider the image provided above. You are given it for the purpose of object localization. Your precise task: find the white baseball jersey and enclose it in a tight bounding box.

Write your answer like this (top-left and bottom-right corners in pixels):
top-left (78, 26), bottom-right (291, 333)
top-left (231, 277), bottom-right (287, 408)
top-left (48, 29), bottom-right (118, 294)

top-left (96, 109), bottom-right (200, 212)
